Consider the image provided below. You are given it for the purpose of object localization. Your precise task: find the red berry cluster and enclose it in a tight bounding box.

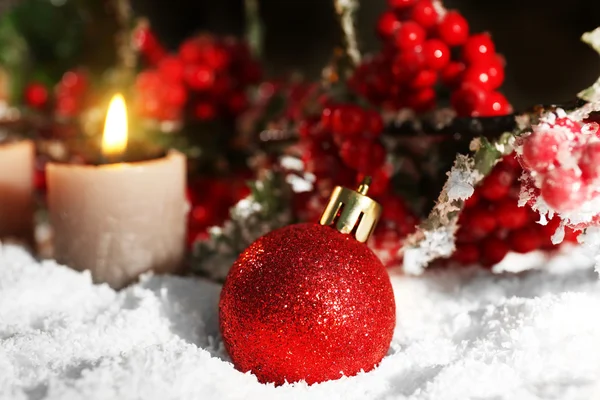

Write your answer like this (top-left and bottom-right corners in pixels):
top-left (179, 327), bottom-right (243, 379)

top-left (291, 103), bottom-right (418, 266)
top-left (452, 155), bottom-right (578, 267)
top-left (350, 0), bottom-right (511, 117)
top-left (517, 114), bottom-right (600, 213)
top-left (55, 70), bottom-right (90, 118)
top-left (298, 103), bottom-right (388, 191)
top-left (23, 70), bottom-right (90, 118)
top-left (186, 174), bottom-right (252, 248)
top-left (24, 83), bottom-right (49, 110)
top-left (133, 24), bottom-right (261, 122)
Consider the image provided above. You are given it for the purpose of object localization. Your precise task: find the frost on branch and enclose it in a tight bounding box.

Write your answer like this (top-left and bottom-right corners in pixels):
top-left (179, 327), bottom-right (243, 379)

top-left (191, 171), bottom-right (293, 281)
top-left (402, 154), bottom-right (482, 275)
top-left (401, 132), bottom-right (516, 274)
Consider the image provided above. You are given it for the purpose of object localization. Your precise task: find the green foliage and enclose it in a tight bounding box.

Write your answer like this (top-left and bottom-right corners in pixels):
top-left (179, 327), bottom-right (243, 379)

top-left (0, 11), bottom-right (29, 103)
top-left (0, 0), bottom-right (86, 99)
top-left (0, 0), bottom-right (120, 103)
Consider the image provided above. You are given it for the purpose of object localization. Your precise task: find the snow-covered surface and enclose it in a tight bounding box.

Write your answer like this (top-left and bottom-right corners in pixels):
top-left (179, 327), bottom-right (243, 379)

top-left (2, 244), bottom-right (600, 400)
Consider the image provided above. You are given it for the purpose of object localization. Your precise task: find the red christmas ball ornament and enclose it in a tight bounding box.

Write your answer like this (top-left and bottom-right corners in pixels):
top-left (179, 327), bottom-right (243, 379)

top-left (220, 178), bottom-right (396, 385)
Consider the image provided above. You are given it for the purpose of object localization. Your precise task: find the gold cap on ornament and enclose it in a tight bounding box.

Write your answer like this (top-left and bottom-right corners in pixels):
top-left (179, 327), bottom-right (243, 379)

top-left (319, 177), bottom-right (382, 243)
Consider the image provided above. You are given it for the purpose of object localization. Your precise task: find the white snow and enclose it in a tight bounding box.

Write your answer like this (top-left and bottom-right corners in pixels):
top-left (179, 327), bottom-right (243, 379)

top-left (2, 244), bottom-right (600, 400)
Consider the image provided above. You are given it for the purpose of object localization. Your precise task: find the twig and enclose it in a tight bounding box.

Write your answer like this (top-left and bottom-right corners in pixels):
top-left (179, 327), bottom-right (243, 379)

top-left (244, 0), bottom-right (264, 59)
top-left (113, 0), bottom-right (136, 75)
top-left (401, 129), bottom-right (517, 274)
top-left (333, 0), bottom-right (361, 67)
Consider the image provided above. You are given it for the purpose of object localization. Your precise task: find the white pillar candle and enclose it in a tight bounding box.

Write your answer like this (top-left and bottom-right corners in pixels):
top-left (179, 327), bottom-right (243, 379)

top-left (47, 94), bottom-right (188, 289)
top-left (0, 139), bottom-right (34, 246)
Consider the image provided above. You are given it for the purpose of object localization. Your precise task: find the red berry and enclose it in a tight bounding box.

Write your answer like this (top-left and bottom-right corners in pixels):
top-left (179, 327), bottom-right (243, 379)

top-left (358, 166), bottom-right (390, 197)
top-left (241, 60), bottom-right (263, 84)
top-left (555, 117), bottom-right (582, 134)
top-left (132, 25), bottom-right (155, 51)
top-left (136, 70), bottom-right (162, 90)
top-left (158, 56), bottom-right (185, 83)
top-left (137, 95), bottom-right (161, 118)
top-left (408, 69), bottom-right (438, 89)
top-left (190, 204), bottom-right (215, 227)
top-left (303, 142), bottom-right (347, 181)
top-left (465, 206), bottom-right (497, 237)
top-left (453, 244), bottom-right (480, 265)
top-left (203, 45), bottom-right (231, 70)
top-left (210, 75), bottom-right (233, 97)
top-left (24, 83), bottom-right (48, 109)
top-left (55, 96), bottom-right (79, 118)
top-left (441, 61), bottom-right (466, 88)
top-left (521, 129), bottom-right (566, 172)
top-left (228, 91), bottom-right (248, 115)
top-left (462, 57), bottom-right (505, 91)
top-left (339, 138), bottom-right (386, 174)
top-left (462, 33), bottom-right (496, 64)
top-left (194, 102), bottom-right (217, 120)
top-left (185, 65), bottom-right (215, 90)
top-left (502, 154), bottom-right (521, 169)
top-left (508, 227), bottom-right (542, 253)
top-left (159, 105), bottom-right (181, 121)
top-left (541, 168), bottom-right (587, 212)
top-left (539, 216), bottom-right (561, 248)
top-left (377, 11), bottom-right (401, 39)
top-left (464, 191), bottom-right (479, 209)
top-left (391, 49), bottom-right (425, 83)
top-left (298, 118), bottom-right (326, 139)
top-left (451, 84), bottom-right (486, 117)
top-left (481, 236), bottom-right (510, 267)
top-left (394, 22), bottom-right (426, 50)
top-left (406, 88), bottom-right (436, 113)
top-left (564, 226), bottom-right (580, 243)
top-left (422, 39), bottom-right (451, 70)
top-left (495, 198), bottom-right (529, 229)
top-left (580, 142), bottom-right (600, 183)
top-left (364, 110), bottom-right (384, 138)
top-left (477, 91), bottom-right (512, 117)
top-left (164, 83), bottom-right (187, 107)
top-left (438, 11), bottom-right (470, 47)
top-left (321, 107), bottom-right (334, 132)
top-left (388, 0), bottom-right (417, 8)
top-left (60, 70), bottom-right (88, 95)
top-left (479, 165), bottom-right (515, 201)
top-left (379, 194), bottom-right (417, 231)
top-left (179, 39), bottom-right (204, 64)
top-left (331, 105), bottom-right (366, 137)
top-left (411, 0), bottom-right (439, 28)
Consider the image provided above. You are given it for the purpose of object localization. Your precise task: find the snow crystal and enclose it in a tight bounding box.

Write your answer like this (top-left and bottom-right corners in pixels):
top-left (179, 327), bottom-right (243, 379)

top-left (403, 227), bottom-right (457, 275)
top-left (2, 244), bottom-right (600, 400)
top-left (446, 170), bottom-right (475, 201)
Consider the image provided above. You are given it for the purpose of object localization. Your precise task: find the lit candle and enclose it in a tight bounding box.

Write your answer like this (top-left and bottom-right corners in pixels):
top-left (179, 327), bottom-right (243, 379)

top-left (0, 139), bottom-right (34, 246)
top-left (47, 94), bottom-right (188, 289)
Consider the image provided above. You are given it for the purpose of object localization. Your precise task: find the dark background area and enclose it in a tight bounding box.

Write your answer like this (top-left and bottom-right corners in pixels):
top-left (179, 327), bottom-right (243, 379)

top-left (134, 0), bottom-right (600, 110)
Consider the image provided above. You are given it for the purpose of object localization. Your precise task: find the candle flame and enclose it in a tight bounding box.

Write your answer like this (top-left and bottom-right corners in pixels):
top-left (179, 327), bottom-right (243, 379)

top-left (102, 94), bottom-right (128, 159)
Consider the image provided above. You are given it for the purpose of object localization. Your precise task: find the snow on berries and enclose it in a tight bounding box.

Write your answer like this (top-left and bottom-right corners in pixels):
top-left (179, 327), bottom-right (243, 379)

top-left (451, 155), bottom-right (578, 267)
top-left (516, 110), bottom-right (600, 231)
top-left (132, 25), bottom-right (261, 123)
top-left (351, 0), bottom-right (511, 117)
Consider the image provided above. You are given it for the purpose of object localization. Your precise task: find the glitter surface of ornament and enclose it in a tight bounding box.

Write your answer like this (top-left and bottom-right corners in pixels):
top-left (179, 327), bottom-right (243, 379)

top-left (219, 223), bottom-right (396, 385)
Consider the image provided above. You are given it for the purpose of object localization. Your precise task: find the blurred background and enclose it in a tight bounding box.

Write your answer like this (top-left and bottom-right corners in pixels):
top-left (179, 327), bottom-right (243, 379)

top-left (127, 0), bottom-right (600, 110)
